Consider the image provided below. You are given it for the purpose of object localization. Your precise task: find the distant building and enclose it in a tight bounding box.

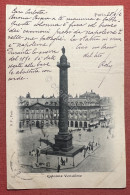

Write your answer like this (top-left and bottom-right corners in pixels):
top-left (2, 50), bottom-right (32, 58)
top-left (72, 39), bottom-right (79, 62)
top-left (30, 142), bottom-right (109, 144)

top-left (18, 91), bottom-right (112, 129)
top-left (99, 97), bottom-right (113, 127)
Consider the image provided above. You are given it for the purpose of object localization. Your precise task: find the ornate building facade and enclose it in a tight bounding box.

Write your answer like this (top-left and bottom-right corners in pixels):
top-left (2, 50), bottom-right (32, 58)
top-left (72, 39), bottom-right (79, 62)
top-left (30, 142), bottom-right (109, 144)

top-left (18, 90), bottom-right (112, 129)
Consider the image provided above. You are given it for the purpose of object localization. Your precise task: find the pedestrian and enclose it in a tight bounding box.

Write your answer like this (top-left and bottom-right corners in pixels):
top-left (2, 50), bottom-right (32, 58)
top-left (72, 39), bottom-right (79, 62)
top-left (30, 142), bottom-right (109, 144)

top-left (63, 160), bottom-right (65, 165)
top-left (61, 157), bottom-right (63, 164)
top-left (66, 157), bottom-right (68, 163)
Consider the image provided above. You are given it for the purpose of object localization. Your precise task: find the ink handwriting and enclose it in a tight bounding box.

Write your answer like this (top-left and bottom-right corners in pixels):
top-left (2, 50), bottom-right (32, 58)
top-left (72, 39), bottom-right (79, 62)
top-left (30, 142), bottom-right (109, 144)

top-left (7, 6), bottom-right (123, 86)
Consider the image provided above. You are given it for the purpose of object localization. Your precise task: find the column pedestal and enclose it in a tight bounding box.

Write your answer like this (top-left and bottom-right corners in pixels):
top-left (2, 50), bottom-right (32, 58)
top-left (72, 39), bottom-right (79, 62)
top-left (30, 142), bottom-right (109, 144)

top-left (54, 133), bottom-right (73, 152)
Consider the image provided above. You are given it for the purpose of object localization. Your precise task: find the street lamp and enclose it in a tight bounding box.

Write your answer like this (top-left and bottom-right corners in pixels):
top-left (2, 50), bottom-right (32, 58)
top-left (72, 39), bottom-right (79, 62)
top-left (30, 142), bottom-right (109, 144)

top-left (47, 135), bottom-right (49, 146)
top-left (73, 156), bottom-right (75, 167)
top-left (33, 143), bottom-right (35, 151)
top-left (98, 138), bottom-right (100, 145)
top-left (58, 157), bottom-right (59, 166)
top-left (79, 133), bottom-right (81, 141)
top-left (39, 137), bottom-right (41, 147)
top-left (93, 136), bottom-right (94, 143)
top-left (36, 149), bottom-right (39, 163)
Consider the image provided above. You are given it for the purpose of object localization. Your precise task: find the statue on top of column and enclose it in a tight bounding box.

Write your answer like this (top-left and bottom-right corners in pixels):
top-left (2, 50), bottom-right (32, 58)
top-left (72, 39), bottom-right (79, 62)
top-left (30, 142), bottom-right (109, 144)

top-left (62, 46), bottom-right (65, 55)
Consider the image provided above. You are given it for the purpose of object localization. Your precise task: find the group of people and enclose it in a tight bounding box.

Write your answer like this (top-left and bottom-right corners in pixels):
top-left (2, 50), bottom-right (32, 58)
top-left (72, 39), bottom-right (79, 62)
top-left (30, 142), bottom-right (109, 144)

top-left (60, 157), bottom-right (68, 165)
top-left (83, 142), bottom-right (99, 157)
top-left (57, 157), bottom-right (68, 172)
top-left (69, 128), bottom-right (81, 133)
top-left (107, 127), bottom-right (114, 139)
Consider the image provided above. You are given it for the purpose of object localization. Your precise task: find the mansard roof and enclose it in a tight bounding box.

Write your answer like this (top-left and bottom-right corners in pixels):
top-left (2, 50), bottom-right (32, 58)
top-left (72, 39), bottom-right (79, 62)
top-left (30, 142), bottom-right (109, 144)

top-left (79, 91), bottom-right (100, 98)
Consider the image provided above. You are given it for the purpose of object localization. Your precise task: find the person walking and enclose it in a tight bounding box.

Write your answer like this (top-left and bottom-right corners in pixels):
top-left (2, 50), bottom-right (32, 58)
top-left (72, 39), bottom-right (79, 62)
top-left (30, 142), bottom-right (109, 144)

top-left (61, 157), bottom-right (63, 164)
top-left (29, 122), bottom-right (32, 133)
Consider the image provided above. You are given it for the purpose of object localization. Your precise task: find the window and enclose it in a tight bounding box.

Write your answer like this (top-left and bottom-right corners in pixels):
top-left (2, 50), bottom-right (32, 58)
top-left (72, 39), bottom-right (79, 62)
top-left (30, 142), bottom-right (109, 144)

top-left (79, 121), bottom-right (82, 128)
top-left (26, 109), bottom-right (29, 114)
top-left (75, 121), bottom-right (78, 128)
top-left (71, 121), bottom-right (73, 127)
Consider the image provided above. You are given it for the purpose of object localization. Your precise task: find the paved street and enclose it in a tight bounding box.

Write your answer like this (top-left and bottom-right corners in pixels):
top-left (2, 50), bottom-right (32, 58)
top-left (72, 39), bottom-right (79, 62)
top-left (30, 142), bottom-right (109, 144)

top-left (63, 138), bottom-right (115, 172)
top-left (17, 124), bottom-right (115, 172)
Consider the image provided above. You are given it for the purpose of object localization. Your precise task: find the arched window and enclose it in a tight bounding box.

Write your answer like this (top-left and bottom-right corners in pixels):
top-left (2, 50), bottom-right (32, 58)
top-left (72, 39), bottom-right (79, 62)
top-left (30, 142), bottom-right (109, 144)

top-left (71, 121), bottom-right (73, 127)
top-left (84, 101), bottom-right (87, 105)
top-left (75, 102), bottom-right (78, 106)
top-left (79, 121), bottom-right (82, 128)
top-left (80, 102), bottom-right (83, 106)
top-left (84, 122), bottom-right (87, 128)
top-left (75, 121), bottom-right (78, 128)
top-left (26, 109), bottom-right (29, 114)
top-left (26, 109), bottom-right (29, 119)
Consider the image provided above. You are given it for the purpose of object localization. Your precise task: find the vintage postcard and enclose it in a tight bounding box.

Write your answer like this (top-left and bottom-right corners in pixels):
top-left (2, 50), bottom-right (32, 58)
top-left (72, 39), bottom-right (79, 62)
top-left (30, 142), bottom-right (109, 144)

top-left (6, 5), bottom-right (126, 189)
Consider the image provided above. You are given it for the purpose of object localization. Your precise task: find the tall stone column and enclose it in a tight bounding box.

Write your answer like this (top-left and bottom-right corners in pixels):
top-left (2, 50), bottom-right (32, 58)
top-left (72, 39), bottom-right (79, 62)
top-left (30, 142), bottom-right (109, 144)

top-left (54, 47), bottom-right (73, 152)
top-left (58, 48), bottom-right (69, 134)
